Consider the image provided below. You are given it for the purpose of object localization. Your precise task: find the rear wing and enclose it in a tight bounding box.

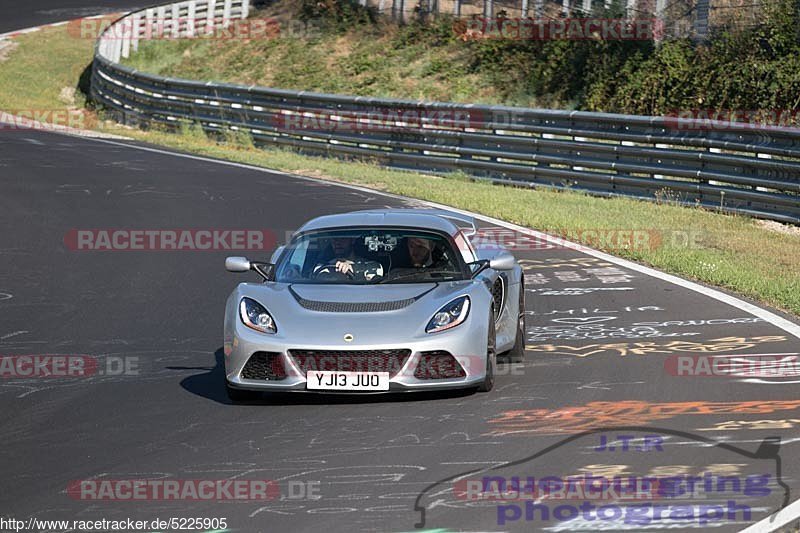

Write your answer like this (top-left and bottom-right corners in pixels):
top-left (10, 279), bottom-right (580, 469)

top-left (351, 208), bottom-right (477, 237)
top-left (434, 211), bottom-right (477, 237)
top-left (396, 208), bottom-right (478, 237)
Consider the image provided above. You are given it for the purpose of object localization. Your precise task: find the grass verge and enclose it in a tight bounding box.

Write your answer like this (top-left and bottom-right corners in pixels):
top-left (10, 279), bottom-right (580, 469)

top-left (1, 24), bottom-right (799, 316)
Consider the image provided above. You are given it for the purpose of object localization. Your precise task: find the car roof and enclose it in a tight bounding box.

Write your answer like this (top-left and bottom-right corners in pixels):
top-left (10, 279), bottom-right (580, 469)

top-left (296, 209), bottom-right (475, 236)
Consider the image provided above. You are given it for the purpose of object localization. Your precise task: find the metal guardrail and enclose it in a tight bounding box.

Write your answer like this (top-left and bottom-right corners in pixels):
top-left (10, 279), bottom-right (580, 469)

top-left (91, 0), bottom-right (800, 224)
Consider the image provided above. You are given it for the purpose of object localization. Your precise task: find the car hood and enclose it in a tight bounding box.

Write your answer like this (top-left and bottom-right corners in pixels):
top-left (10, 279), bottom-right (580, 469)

top-left (232, 280), bottom-right (482, 345)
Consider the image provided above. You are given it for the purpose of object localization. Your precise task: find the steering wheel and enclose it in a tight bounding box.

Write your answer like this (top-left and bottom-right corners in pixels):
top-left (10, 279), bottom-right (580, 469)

top-left (312, 263), bottom-right (353, 280)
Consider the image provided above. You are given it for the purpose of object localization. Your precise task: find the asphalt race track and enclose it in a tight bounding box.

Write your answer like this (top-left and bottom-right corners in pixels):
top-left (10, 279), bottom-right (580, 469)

top-left (0, 0), bottom-right (142, 33)
top-left (2, 5), bottom-right (800, 533)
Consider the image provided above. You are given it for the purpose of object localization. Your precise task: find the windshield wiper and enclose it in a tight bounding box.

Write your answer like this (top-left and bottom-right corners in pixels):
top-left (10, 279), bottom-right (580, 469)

top-left (379, 270), bottom-right (462, 283)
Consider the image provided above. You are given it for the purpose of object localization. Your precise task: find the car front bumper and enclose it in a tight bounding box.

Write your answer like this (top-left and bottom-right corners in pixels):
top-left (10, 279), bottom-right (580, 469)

top-left (224, 317), bottom-right (489, 393)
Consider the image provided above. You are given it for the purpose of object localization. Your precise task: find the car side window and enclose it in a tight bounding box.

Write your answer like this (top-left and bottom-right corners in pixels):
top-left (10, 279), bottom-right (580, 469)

top-left (289, 239), bottom-right (308, 268)
top-left (454, 231), bottom-right (476, 263)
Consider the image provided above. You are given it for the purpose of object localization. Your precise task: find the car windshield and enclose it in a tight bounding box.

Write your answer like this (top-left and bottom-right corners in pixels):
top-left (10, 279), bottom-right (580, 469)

top-left (274, 228), bottom-right (467, 284)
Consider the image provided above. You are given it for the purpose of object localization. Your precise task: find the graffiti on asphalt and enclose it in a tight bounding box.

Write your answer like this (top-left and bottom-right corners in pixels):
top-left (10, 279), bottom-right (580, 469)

top-left (486, 400), bottom-right (800, 436)
top-left (525, 336), bottom-right (787, 358)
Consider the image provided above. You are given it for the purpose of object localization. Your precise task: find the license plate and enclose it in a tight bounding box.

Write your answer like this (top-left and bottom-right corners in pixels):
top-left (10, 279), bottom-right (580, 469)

top-left (307, 371), bottom-right (390, 391)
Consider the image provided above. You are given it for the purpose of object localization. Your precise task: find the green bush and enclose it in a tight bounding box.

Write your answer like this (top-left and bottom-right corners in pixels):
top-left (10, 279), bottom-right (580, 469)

top-left (297, 0), bottom-right (378, 33)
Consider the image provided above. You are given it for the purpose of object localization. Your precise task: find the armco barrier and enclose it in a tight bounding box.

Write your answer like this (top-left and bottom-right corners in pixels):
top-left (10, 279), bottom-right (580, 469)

top-left (90, 0), bottom-right (800, 224)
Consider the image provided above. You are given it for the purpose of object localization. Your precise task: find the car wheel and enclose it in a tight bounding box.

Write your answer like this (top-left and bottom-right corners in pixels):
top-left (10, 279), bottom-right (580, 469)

top-left (477, 310), bottom-right (496, 393)
top-left (504, 278), bottom-right (526, 363)
top-left (226, 382), bottom-right (260, 403)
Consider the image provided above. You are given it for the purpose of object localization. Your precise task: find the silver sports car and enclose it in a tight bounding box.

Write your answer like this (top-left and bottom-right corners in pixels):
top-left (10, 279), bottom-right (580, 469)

top-left (222, 209), bottom-right (525, 401)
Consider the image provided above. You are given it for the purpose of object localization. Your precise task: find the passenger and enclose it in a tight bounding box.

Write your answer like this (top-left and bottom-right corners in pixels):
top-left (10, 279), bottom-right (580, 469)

top-left (407, 237), bottom-right (436, 268)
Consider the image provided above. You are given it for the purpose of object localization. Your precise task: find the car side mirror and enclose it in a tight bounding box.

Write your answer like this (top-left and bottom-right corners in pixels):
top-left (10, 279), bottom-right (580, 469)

top-left (489, 251), bottom-right (516, 271)
top-left (225, 256), bottom-right (251, 272)
top-left (226, 256), bottom-right (275, 281)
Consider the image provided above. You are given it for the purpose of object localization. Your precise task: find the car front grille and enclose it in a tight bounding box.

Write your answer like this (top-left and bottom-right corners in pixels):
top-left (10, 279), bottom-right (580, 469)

top-left (295, 298), bottom-right (415, 313)
top-left (289, 287), bottom-right (429, 313)
top-left (289, 349), bottom-right (412, 378)
top-left (414, 351), bottom-right (467, 380)
top-left (240, 352), bottom-right (287, 381)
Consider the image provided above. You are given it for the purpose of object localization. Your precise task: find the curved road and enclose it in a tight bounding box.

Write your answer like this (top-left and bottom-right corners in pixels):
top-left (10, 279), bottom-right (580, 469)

top-left (0, 0), bottom-right (142, 33)
top-left (2, 5), bottom-right (800, 533)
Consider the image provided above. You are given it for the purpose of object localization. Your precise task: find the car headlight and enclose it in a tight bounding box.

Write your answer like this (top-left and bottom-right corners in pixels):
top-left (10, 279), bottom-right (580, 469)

top-left (239, 297), bottom-right (277, 334)
top-left (426, 295), bottom-right (470, 333)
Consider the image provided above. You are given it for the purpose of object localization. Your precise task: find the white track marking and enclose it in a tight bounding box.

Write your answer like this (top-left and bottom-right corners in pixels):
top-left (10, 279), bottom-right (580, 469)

top-left (0, 14), bottom-right (112, 40)
top-left (739, 497), bottom-right (800, 533)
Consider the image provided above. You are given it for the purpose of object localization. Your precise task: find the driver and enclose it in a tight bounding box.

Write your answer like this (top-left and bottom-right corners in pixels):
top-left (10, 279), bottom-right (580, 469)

top-left (313, 236), bottom-right (383, 281)
top-left (329, 236), bottom-right (359, 276)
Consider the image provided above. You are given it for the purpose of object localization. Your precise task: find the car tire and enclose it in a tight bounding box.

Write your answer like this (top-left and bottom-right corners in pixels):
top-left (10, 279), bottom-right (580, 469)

top-left (477, 310), bottom-right (496, 393)
top-left (504, 278), bottom-right (526, 363)
top-left (500, 280), bottom-right (525, 363)
top-left (226, 382), bottom-right (260, 403)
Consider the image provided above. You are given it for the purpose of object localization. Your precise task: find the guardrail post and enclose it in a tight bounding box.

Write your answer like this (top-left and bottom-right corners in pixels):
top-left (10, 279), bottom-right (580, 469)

top-left (156, 5), bottom-right (167, 38)
top-left (206, 0), bottom-right (217, 34)
top-left (223, 0), bottom-right (233, 26)
top-left (144, 7), bottom-right (155, 39)
top-left (113, 36), bottom-right (122, 63)
top-left (171, 3), bottom-right (180, 38)
top-left (484, 0), bottom-right (493, 17)
top-left (186, 1), bottom-right (197, 37)
top-left (521, 0), bottom-right (529, 16)
top-left (131, 13), bottom-right (141, 52)
top-left (241, 0), bottom-right (249, 19)
top-left (121, 18), bottom-right (131, 58)
top-left (454, 0), bottom-right (461, 16)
